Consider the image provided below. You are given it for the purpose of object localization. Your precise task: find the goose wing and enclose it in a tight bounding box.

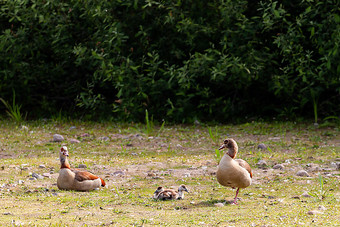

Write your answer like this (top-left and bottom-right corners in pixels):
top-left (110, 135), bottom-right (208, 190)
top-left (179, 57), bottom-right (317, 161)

top-left (72, 169), bottom-right (106, 186)
top-left (158, 189), bottom-right (177, 200)
top-left (235, 159), bottom-right (253, 178)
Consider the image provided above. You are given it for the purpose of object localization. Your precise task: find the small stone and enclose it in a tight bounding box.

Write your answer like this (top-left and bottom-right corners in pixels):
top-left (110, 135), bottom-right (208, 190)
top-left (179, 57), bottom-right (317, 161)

top-left (279, 215), bottom-right (287, 221)
top-left (318, 205), bottom-right (327, 211)
top-left (21, 125), bottom-right (29, 131)
top-left (273, 164), bottom-right (284, 170)
top-left (69, 139), bottom-right (80, 144)
top-left (257, 160), bottom-right (267, 167)
top-left (147, 173), bottom-right (156, 177)
top-left (296, 170), bottom-right (310, 177)
top-left (29, 177), bottom-right (36, 181)
top-left (257, 143), bottom-right (267, 150)
top-left (18, 180), bottom-right (24, 184)
top-left (69, 126), bottom-right (77, 130)
top-left (277, 198), bottom-right (285, 203)
top-left (98, 136), bottom-right (110, 141)
top-left (39, 164), bottom-right (46, 168)
top-left (81, 133), bottom-right (90, 137)
top-left (306, 163), bottom-right (321, 172)
top-left (113, 170), bottom-right (125, 176)
top-left (134, 134), bottom-right (141, 138)
top-left (183, 173), bottom-right (191, 178)
top-left (285, 159), bottom-right (292, 164)
top-left (214, 202), bottom-right (224, 207)
top-left (52, 134), bottom-right (64, 142)
top-left (307, 210), bottom-right (322, 215)
top-left (32, 173), bottom-right (43, 179)
top-left (301, 191), bottom-right (312, 197)
top-left (42, 173), bottom-right (51, 178)
top-left (3, 212), bottom-right (11, 215)
top-left (78, 164), bottom-right (87, 169)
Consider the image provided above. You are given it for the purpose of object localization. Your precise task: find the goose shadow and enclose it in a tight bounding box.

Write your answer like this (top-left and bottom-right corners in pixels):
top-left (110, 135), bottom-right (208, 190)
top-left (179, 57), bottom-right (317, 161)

top-left (194, 199), bottom-right (236, 207)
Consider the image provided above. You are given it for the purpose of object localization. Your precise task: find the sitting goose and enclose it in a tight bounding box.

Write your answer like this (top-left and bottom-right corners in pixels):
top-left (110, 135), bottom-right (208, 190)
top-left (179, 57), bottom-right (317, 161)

top-left (216, 139), bottom-right (252, 204)
top-left (154, 185), bottom-right (189, 200)
top-left (57, 146), bottom-right (106, 191)
top-left (153, 186), bottom-right (164, 199)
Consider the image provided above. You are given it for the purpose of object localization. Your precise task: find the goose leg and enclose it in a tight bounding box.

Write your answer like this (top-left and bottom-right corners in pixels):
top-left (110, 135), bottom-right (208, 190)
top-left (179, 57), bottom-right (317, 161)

top-left (232, 188), bottom-right (240, 204)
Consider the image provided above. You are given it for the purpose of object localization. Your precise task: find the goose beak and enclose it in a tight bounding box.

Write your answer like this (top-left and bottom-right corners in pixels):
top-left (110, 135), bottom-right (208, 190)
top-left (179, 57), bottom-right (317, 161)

top-left (219, 144), bottom-right (226, 150)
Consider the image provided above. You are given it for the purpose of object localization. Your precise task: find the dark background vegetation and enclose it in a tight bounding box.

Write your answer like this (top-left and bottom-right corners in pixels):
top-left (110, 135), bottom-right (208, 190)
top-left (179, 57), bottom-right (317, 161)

top-left (0, 0), bottom-right (339, 123)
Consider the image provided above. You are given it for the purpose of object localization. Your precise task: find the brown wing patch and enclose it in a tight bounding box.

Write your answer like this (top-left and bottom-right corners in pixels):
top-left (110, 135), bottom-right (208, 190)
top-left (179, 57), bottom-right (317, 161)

top-left (71, 169), bottom-right (105, 186)
top-left (159, 189), bottom-right (177, 200)
top-left (74, 171), bottom-right (100, 182)
top-left (235, 159), bottom-right (253, 178)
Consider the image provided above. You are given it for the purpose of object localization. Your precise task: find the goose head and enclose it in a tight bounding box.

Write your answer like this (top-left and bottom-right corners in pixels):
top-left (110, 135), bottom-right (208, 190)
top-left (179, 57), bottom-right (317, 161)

top-left (178, 185), bottom-right (189, 193)
top-left (60, 146), bottom-right (69, 157)
top-left (154, 186), bottom-right (164, 194)
top-left (219, 138), bottom-right (238, 159)
top-left (177, 185), bottom-right (189, 199)
top-left (153, 186), bottom-right (164, 199)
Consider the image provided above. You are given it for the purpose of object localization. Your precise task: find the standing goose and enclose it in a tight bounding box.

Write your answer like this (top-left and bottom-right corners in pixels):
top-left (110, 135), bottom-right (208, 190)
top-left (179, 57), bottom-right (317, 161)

top-left (154, 185), bottom-right (189, 200)
top-left (216, 139), bottom-right (252, 204)
top-left (57, 146), bottom-right (106, 191)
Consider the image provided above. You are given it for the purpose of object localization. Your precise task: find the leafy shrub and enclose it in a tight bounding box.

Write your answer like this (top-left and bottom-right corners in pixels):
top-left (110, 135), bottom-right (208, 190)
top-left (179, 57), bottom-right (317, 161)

top-left (0, 0), bottom-right (339, 122)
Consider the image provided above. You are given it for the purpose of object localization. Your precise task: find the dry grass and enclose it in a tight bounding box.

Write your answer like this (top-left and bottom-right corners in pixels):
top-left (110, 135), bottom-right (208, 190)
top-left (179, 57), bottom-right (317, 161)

top-left (0, 120), bottom-right (339, 226)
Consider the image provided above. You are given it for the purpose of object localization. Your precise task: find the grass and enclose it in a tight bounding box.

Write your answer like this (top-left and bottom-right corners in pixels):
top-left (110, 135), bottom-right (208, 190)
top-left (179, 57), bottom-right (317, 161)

top-left (0, 120), bottom-right (339, 226)
top-left (0, 90), bottom-right (26, 123)
top-left (144, 109), bottom-right (166, 136)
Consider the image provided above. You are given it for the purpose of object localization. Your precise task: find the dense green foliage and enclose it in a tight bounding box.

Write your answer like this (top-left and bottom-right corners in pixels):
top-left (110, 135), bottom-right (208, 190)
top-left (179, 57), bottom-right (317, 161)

top-left (1, 0), bottom-right (339, 122)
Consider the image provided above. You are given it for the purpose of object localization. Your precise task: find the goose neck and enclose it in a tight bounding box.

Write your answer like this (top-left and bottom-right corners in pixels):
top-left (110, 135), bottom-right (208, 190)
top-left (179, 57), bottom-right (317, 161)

top-left (60, 156), bottom-right (70, 169)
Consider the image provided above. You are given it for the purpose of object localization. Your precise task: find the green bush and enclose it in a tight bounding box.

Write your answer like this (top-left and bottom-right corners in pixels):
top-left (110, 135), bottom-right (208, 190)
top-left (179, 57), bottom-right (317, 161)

top-left (0, 0), bottom-right (339, 122)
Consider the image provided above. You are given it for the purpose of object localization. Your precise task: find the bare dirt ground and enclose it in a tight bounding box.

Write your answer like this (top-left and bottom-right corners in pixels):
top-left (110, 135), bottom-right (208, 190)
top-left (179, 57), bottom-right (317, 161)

top-left (0, 121), bottom-right (339, 226)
